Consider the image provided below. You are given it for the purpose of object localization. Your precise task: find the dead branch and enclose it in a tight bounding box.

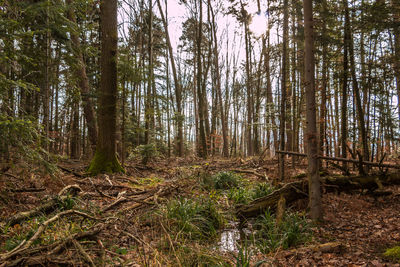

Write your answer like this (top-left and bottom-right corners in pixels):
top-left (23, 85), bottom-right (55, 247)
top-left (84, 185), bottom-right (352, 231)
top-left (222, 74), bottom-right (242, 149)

top-left (6, 185), bottom-right (82, 226)
top-left (1, 210), bottom-right (98, 261)
top-left (57, 165), bottom-right (84, 178)
top-left (72, 239), bottom-right (96, 267)
top-left (276, 151), bottom-right (400, 169)
top-left (237, 172), bottom-right (400, 219)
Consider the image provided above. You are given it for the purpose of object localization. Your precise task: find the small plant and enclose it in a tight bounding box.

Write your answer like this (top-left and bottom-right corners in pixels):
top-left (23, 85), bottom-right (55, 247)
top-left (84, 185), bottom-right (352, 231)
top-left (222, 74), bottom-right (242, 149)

top-left (213, 171), bottom-right (241, 190)
top-left (384, 246), bottom-right (400, 263)
top-left (136, 143), bottom-right (158, 165)
top-left (163, 197), bottom-right (225, 240)
top-left (235, 243), bottom-right (266, 267)
top-left (252, 183), bottom-right (274, 199)
top-left (228, 187), bottom-right (253, 204)
top-left (253, 210), bottom-right (311, 253)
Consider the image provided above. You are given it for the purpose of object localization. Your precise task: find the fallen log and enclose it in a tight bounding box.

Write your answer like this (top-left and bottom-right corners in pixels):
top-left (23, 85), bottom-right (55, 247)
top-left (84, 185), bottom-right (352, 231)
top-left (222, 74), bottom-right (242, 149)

top-left (236, 172), bottom-right (400, 219)
top-left (276, 151), bottom-right (400, 169)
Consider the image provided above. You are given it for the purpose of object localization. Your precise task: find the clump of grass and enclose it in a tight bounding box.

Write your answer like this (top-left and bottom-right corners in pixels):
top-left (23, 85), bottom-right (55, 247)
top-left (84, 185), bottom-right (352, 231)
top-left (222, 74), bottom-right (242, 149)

top-left (252, 183), bottom-right (274, 199)
top-left (235, 242), bottom-right (266, 267)
top-left (384, 246), bottom-right (400, 263)
top-left (163, 197), bottom-right (225, 240)
top-left (228, 187), bottom-right (253, 204)
top-left (213, 171), bottom-right (241, 190)
top-left (253, 210), bottom-right (311, 253)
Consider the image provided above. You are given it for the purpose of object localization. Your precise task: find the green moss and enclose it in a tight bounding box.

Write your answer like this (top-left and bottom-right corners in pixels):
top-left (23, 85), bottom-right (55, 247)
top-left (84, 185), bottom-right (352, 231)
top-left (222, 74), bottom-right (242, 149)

top-left (384, 246), bottom-right (400, 262)
top-left (87, 149), bottom-right (125, 175)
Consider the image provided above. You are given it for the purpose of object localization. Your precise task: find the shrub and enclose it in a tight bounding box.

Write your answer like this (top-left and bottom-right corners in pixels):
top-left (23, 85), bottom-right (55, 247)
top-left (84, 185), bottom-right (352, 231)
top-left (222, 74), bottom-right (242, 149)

top-left (136, 143), bottom-right (158, 165)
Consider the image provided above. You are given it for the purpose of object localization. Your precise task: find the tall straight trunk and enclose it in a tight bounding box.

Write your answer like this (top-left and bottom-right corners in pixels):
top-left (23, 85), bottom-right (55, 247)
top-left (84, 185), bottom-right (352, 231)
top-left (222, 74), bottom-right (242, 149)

top-left (392, 0), bottom-right (400, 129)
top-left (145, 0), bottom-right (155, 144)
top-left (66, 0), bottom-right (98, 150)
top-left (209, 0), bottom-right (229, 157)
top-left (241, 2), bottom-right (253, 157)
top-left (346, 0), bottom-right (369, 166)
top-left (197, 0), bottom-right (207, 158)
top-left (43, 1), bottom-right (50, 151)
top-left (156, 0), bottom-right (184, 156)
top-left (88, 0), bottom-right (124, 175)
top-left (70, 101), bottom-right (80, 159)
top-left (320, 0), bottom-right (328, 160)
top-left (303, 0), bottom-right (322, 221)
top-left (341, 0), bottom-right (350, 171)
top-left (279, 0), bottom-right (289, 180)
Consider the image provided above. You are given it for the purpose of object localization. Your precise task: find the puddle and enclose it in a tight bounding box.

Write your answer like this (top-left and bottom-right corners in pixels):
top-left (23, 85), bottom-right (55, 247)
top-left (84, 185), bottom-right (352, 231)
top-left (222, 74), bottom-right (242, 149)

top-left (218, 222), bottom-right (252, 252)
top-left (219, 228), bottom-right (241, 252)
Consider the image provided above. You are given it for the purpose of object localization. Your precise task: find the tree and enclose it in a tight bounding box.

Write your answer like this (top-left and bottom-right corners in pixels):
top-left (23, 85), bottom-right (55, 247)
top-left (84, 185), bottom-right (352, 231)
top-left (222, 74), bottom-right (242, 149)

top-left (88, 0), bottom-right (124, 175)
top-left (303, 0), bottom-right (322, 221)
top-left (66, 0), bottom-right (98, 152)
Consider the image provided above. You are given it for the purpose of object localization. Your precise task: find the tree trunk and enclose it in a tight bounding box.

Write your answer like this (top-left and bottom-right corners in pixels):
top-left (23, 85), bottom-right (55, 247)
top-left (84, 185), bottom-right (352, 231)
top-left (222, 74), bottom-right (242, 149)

top-left (303, 0), bottom-right (322, 221)
top-left (347, 1), bottom-right (369, 169)
top-left (279, 0), bottom-right (289, 180)
top-left (66, 0), bottom-right (98, 151)
top-left (197, 0), bottom-right (207, 159)
top-left (341, 0), bottom-right (350, 171)
top-left (156, 0), bottom-right (184, 157)
top-left (88, 0), bottom-right (124, 175)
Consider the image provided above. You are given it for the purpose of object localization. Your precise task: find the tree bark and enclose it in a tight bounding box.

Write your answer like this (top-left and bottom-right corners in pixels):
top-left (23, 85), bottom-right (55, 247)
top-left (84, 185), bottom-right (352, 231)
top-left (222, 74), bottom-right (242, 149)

top-left (279, 0), bottom-right (289, 180)
top-left (88, 0), bottom-right (124, 175)
top-left (66, 0), bottom-right (98, 150)
top-left (303, 0), bottom-right (322, 221)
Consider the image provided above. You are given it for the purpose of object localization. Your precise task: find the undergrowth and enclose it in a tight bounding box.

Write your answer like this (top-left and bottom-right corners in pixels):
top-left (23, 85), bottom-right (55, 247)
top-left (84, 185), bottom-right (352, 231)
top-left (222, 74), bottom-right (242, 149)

top-left (253, 210), bottom-right (311, 253)
top-left (161, 197), bottom-right (225, 241)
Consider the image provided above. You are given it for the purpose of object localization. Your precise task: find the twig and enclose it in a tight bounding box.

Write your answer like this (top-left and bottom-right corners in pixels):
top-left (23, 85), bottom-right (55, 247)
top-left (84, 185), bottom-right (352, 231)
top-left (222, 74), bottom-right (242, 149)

top-left (159, 220), bottom-right (182, 267)
top-left (1, 210), bottom-right (98, 261)
top-left (57, 165), bottom-right (84, 178)
top-left (72, 239), bottom-right (96, 267)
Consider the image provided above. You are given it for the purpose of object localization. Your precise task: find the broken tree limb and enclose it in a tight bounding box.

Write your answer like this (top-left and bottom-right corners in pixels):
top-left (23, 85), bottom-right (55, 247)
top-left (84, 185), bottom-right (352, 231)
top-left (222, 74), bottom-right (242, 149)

top-left (276, 151), bottom-right (400, 169)
top-left (1, 210), bottom-right (98, 261)
top-left (5, 185), bottom-right (82, 226)
top-left (236, 172), bottom-right (400, 219)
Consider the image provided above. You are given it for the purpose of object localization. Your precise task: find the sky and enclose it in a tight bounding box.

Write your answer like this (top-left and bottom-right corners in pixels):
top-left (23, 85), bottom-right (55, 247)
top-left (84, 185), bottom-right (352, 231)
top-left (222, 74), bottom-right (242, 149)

top-left (118, 0), bottom-right (270, 71)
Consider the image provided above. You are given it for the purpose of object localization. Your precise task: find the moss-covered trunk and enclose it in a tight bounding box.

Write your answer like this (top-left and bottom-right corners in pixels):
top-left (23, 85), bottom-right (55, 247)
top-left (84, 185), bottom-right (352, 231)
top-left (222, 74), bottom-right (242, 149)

top-left (88, 0), bottom-right (124, 175)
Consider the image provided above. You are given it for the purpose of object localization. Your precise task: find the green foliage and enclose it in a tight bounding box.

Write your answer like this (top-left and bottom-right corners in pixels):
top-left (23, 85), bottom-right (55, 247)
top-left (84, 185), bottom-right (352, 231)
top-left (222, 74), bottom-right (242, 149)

top-left (235, 243), bottom-right (266, 267)
top-left (228, 187), bottom-right (253, 204)
top-left (136, 143), bottom-right (158, 165)
top-left (163, 197), bottom-right (225, 240)
top-left (253, 210), bottom-right (311, 253)
top-left (228, 183), bottom-right (274, 205)
top-left (384, 246), bottom-right (400, 263)
top-left (213, 171), bottom-right (241, 190)
top-left (0, 115), bottom-right (56, 174)
top-left (252, 183), bottom-right (274, 199)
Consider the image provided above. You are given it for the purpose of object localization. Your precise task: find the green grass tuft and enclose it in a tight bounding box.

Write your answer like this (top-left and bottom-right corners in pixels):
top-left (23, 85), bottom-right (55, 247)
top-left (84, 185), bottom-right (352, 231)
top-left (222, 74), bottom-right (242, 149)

top-left (163, 197), bottom-right (225, 240)
top-left (253, 210), bottom-right (311, 253)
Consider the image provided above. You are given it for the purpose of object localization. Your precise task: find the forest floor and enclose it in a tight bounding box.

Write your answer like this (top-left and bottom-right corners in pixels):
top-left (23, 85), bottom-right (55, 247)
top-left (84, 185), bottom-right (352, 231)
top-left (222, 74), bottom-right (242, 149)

top-left (0, 156), bottom-right (399, 266)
